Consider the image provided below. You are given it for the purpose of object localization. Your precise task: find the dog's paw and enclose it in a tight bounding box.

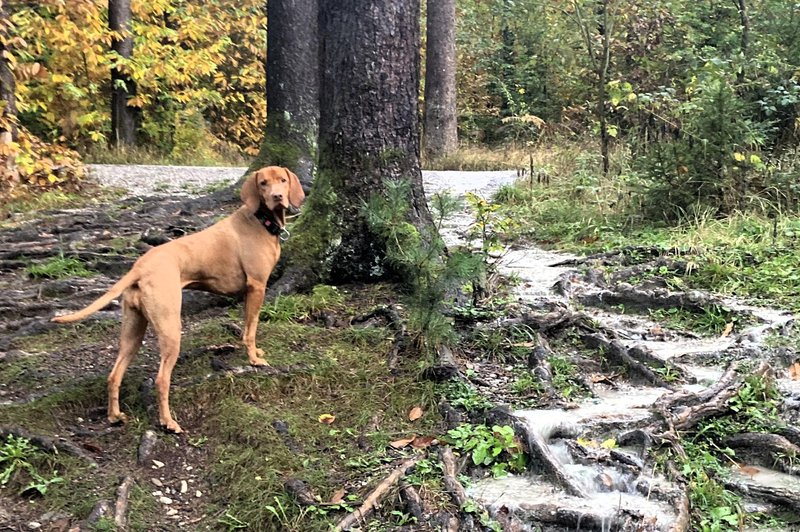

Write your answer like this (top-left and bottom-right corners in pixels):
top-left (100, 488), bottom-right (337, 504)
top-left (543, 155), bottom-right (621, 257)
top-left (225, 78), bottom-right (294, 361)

top-left (108, 412), bottom-right (129, 425)
top-left (249, 357), bottom-right (270, 367)
top-left (161, 419), bottom-right (184, 434)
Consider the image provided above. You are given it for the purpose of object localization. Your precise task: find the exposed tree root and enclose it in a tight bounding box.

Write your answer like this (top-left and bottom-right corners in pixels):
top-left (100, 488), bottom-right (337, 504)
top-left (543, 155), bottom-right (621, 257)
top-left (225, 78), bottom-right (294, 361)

top-left (113, 476), bottom-right (135, 529)
top-left (723, 476), bottom-right (800, 509)
top-left (578, 283), bottom-right (742, 317)
top-left (581, 333), bottom-right (680, 389)
top-left (653, 362), bottom-right (770, 433)
top-left (0, 425), bottom-right (97, 465)
top-left (517, 423), bottom-right (589, 498)
top-left (351, 305), bottom-right (409, 372)
top-left (439, 446), bottom-right (467, 507)
top-left (333, 456), bottom-right (421, 531)
top-left (723, 433), bottom-right (800, 476)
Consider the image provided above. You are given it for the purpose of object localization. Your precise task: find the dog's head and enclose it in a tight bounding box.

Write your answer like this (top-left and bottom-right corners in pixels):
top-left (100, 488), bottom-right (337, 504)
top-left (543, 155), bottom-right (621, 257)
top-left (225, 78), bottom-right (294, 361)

top-left (241, 166), bottom-right (306, 226)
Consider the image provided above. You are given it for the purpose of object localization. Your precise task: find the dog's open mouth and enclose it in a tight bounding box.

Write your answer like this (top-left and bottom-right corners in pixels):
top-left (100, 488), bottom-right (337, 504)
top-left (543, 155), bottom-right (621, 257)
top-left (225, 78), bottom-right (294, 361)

top-left (272, 204), bottom-right (286, 227)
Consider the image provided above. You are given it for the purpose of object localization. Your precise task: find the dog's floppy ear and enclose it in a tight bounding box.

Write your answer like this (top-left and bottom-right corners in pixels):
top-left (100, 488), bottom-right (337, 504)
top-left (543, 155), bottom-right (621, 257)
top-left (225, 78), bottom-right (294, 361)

top-left (240, 171), bottom-right (261, 213)
top-left (285, 168), bottom-right (306, 208)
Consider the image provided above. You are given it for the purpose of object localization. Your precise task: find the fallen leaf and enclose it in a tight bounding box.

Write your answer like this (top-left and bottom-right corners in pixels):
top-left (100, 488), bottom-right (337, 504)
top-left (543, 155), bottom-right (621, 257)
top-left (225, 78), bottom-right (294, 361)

top-left (329, 487), bottom-right (346, 504)
top-left (510, 342), bottom-right (536, 348)
top-left (600, 438), bottom-right (617, 449)
top-left (408, 406), bottom-right (423, 421)
top-left (389, 435), bottom-right (416, 449)
top-left (318, 414), bottom-right (336, 424)
top-left (721, 322), bottom-right (734, 337)
top-left (737, 465), bottom-right (760, 478)
top-left (789, 361), bottom-right (800, 380)
top-left (411, 435), bottom-right (438, 449)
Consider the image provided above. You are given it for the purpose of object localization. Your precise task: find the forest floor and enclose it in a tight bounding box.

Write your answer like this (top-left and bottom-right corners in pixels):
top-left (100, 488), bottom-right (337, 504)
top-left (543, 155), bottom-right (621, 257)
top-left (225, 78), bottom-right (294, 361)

top-left (1, 166), bottom-right (799, 531)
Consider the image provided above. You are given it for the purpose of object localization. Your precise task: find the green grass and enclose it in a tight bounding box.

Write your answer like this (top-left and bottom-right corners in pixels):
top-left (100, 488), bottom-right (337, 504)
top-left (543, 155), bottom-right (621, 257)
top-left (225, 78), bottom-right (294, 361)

top-left (26, 255), bottom-right (94, 279)
top-left (0, 283), bottom-right (443, 530)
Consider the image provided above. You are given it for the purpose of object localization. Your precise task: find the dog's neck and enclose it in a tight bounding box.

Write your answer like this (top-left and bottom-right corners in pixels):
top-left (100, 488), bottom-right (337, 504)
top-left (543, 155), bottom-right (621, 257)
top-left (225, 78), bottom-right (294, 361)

top-left (254, 204), bottom-right (283, 237)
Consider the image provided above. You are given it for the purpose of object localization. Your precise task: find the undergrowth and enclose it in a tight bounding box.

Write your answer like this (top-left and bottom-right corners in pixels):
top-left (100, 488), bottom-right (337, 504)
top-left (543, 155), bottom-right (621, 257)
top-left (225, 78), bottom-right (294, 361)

top-left (490, 143), bottom-right (800, 310)
top-left (658, 373), bottom-right (784, 531)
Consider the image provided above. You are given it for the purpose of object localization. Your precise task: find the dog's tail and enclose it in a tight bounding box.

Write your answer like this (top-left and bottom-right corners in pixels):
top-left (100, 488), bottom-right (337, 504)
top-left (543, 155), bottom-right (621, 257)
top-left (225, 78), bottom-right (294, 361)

top-left (52, 270), bottom-right (140, 324)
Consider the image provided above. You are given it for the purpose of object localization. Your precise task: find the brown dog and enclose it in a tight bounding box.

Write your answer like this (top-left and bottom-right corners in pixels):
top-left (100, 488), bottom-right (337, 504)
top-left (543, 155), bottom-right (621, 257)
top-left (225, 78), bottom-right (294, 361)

top-left (52, 166), bottom-right (305, 433)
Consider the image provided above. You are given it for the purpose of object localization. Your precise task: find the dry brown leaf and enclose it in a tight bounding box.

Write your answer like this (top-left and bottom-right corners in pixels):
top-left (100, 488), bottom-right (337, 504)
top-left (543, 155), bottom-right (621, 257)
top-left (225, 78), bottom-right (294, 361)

top-left (411, 435), bottom-right (438, 449)
top-left (329, 487), bottom-right (346, 504)
top-left (737, 465), bottom-right (760, 478)
top-left (789, 361), bottom-right (800, 380)
top-left (408, 406), bottom-right (423, 421)
top-left (389, 435), bottom-right (416, 449)
top-left (721, 322), bottom-right (734, 337)
top-left (318, 414), bottom-right (336, 424)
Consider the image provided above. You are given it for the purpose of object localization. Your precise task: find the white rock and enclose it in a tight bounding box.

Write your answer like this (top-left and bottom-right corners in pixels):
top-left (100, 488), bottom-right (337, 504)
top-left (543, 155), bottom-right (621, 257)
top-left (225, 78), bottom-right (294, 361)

top-left (195, 490), bottom-right (202, 498)
top-left (27, 523), bottom-right (42, 530)
top-left (166, 508), bottom-right (178, 516)
top-left (159, 496), bottom-right (173, 505)
top-left (152, 459), bottom-right (165, 469)
top-left (180, 480), bottom-right (188, 493)
top-left (152, 490), bottom-right (163, 497)
top-left (151, 478), bottom-right (163, 487)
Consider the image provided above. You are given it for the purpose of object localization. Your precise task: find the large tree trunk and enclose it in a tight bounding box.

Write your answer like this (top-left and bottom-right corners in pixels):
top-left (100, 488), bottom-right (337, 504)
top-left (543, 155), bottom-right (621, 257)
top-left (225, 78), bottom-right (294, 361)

top-left (108, 0), bottom-right (137, 147)
top-left (248, 0), bottom-right (318, 192)
top-left (423, 0), bottom-right (458, 161)
top-left (284, 0), bottom-right (432, 286)
top-left (0, 0), bottom-right (17, 145)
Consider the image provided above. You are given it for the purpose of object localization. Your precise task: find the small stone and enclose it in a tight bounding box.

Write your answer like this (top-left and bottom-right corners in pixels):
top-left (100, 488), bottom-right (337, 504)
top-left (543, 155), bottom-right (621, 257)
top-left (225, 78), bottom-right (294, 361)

top-left (195, 490), bottom-right (202, 498)
top-left (151, 478), bottom-right (163, 487)
top-left (165, 487), bottom-right (172, 494)
top-left (152, 490), bottom-right (163, 497)
top-left (185, 465), bottom-right (193, 471)
top-left (159, 496), bottom-right (173, 505)
top-left (152, 459), bottom-right (165, 469)
top-left (166, 508), bottom-right (178, 516)
top-left (27, 522), bottom-right (42, 530)
top-left (180, 480), bottom-right (188, 493)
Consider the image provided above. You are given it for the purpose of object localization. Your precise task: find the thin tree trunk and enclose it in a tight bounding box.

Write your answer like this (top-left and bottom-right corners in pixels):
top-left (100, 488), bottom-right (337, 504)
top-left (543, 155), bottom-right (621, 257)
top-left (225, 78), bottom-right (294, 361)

top-left (0, 0), bottom-right (17, 145)
top-left (423, 0), bottom-right (458, 161)
top-left (300, 0), bottom-right (431, 284)
top-left (597, 0), bottom-right (611, 176)
top-left (248, 0), bottom-right (319, 192)
top-left (109, 0), bottom-right (137, 146)
top-left (737, 0), bottom-right (749, 85)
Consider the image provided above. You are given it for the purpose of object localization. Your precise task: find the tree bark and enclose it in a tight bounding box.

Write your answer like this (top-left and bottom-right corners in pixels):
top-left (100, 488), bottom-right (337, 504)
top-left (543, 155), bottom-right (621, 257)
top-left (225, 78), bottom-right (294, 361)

top-left (299, 0), bottom-right (432, 284)
top-left (109, 0), bottom-right (137, 146)
top-left (736, 0), bottom-right (750, 85)
top-left (423, 0), bottom-right (458, 161)
top-left (0, 0), bottom-right (17, 144)
top-left (249, 0), bottom-right (319, 191)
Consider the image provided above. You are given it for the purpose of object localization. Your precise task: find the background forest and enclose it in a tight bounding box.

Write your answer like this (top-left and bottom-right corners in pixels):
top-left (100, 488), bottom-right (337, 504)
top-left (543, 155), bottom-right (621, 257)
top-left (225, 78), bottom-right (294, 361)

top-left (1, 0), bottom-right (798, 222)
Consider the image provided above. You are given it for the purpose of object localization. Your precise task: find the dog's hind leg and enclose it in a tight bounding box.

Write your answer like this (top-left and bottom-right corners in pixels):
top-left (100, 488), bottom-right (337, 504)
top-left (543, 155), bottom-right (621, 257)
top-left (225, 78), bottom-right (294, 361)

top-left (108, 295), bottom-right (148, 425)
top-left (145, 283), bottom-right (184, 433)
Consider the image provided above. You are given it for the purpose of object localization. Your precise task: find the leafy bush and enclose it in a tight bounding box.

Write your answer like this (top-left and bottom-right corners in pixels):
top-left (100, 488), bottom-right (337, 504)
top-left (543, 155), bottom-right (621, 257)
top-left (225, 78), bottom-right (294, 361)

top-left (0, 435), bottom-right (63, 496)
top-left (446, 423), bottom-right (527, 477)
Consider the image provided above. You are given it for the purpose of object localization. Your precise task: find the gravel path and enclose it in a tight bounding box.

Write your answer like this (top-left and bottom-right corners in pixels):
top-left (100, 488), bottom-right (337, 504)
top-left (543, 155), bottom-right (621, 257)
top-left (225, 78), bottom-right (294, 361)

top-left (87, 164), bottom-right (247, 197)
top-left (87, 164), bottom-right (518, 199)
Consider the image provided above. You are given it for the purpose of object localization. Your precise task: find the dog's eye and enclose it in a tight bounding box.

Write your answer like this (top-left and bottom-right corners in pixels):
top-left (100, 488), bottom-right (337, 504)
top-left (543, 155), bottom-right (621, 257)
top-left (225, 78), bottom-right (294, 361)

top-left (259, 181), bottom-right (267, 186)
top-left (281, 178), bottom-right (287, 183)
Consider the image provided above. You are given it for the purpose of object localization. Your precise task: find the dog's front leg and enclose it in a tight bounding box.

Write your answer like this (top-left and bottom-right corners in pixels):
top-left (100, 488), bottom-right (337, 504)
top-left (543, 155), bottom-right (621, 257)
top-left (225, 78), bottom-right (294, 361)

top-left (243, 279), bottom-right (268, 366)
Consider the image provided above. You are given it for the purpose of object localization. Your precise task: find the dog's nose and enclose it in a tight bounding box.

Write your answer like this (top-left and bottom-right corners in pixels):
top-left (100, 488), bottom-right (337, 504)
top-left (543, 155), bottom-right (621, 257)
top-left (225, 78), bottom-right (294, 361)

top-left (272, 193), bottom-right (283, 202)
